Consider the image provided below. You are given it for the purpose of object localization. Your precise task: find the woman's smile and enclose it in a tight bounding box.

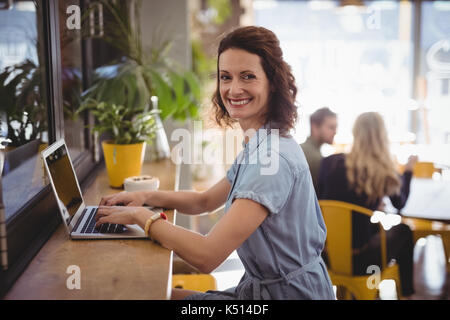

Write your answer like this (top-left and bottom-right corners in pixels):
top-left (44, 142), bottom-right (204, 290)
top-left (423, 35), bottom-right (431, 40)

top-left (228, 97), bottom-right (253, 108)
top-left (219, 48), bottom-right (270, 129)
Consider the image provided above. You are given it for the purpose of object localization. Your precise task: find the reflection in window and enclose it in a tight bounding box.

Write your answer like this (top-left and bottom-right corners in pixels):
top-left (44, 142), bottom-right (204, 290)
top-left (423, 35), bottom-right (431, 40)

top-left (59, 0), bottom-right (86, 160)
top-left (0, 0), bottom-right (48, 148)
top-left (254, 0), bottom-right (414, 150)
top-left (419, 1), bottom-right (450, 147)
top-left (0, 1), bottom-right (49, 219)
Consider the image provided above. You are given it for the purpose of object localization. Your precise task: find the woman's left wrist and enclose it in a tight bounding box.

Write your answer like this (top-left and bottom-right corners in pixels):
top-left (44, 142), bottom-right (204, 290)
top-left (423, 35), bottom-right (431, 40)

top-left (134, 208), bottom-right (153, 227)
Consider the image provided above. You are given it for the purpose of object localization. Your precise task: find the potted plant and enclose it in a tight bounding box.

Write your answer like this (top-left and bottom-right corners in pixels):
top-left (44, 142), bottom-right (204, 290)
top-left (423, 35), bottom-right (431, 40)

top-left (81, 0), bottom-right (201, 122)
top-left (78, 99), bottom-right (157, 188)
top-left (75, 0), bottom-right (202, 171)
top-left (75, 1), bottom-right (202, 186)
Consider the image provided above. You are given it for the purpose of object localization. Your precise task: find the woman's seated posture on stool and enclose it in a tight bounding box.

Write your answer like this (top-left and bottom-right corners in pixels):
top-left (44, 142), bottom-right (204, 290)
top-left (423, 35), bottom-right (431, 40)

top-left (95, 26), bottom-right (335, 300)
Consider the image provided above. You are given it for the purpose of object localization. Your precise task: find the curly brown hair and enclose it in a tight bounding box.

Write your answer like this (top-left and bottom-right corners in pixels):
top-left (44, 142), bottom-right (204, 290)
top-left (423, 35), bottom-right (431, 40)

top-left (212, 26), bottom-right (298, 135)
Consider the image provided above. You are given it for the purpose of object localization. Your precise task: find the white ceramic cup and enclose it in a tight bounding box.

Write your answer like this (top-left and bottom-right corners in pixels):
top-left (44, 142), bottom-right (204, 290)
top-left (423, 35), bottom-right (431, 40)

top-left (124, 175), bottom-right (160, 192)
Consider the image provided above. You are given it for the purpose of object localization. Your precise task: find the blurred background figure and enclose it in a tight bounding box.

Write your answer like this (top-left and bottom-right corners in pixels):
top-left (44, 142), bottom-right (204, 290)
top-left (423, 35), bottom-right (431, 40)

top-left (318, 112), bottom-right (418, 297)
top-left (301, 107), bottom-right (337, 194)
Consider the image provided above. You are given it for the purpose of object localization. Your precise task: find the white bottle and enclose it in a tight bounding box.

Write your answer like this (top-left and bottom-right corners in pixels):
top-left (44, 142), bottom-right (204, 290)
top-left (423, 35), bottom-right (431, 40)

top-left (145, 96), bottom-right (170, 161)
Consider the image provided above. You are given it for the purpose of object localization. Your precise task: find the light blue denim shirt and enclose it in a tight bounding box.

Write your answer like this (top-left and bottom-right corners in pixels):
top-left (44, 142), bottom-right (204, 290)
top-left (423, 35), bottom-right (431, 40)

top-left (186, 122), bottom-right (334, 300)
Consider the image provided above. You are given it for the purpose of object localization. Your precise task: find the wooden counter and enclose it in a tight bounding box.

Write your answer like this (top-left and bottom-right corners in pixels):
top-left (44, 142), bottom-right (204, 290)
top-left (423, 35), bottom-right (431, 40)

top-left (5, 159), bottom-right (179, 300)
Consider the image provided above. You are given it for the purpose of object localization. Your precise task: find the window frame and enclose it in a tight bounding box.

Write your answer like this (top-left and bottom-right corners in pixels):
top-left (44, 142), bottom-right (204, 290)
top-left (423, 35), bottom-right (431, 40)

top-left (0, 0), bottom-right (100, 297)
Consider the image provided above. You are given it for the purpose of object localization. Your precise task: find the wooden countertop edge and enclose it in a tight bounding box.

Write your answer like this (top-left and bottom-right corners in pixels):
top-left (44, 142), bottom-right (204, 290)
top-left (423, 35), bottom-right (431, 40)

top-left (4, 160), bottom-right (180, 300)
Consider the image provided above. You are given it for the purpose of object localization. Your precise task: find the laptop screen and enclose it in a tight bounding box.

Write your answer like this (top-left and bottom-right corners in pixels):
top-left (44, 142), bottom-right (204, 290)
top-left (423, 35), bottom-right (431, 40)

top-left (45, 144), bottom-right (82, 222)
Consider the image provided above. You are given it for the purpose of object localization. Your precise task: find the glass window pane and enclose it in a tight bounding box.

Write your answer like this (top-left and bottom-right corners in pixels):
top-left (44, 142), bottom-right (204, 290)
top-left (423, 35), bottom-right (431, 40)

top-left (0, 0), bottom-right (50, 219)
top-left (418, 1), bottom-right (450, 160)
top-left (59, 0), bottom-right (86, 159)
top-left (254, 0), bottom-right (414, 153)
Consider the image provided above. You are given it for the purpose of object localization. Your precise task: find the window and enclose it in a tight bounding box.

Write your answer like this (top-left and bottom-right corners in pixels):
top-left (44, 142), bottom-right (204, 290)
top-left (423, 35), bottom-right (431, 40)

top-left (254, 0), bottom-right (450, 167)
top-left (254, 0), bottom-right (415, 152)
top-left (0, 0), bottom-right (101, 297)
top-left (416, 1), bottom-right (450, 150)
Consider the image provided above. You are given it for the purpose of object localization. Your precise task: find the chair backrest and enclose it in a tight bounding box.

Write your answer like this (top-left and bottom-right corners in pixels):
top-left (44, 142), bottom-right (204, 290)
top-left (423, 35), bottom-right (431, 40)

top-left (319, 200), bottom-right (386, 276)
top-left (413, 162), bottom-right (435, 178)
top-left (172, 274), bottom-right (217, 292)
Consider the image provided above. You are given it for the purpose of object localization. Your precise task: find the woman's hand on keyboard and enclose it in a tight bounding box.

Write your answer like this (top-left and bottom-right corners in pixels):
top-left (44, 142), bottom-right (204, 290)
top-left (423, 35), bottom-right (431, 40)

top-left (99, 191), bottom-right (147, 207)
top-left (94, 206), bottom-right (145, 228)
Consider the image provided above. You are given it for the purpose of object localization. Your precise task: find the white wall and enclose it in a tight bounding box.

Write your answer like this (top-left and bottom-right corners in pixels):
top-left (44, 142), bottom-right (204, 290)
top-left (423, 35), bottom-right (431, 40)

top-left (139, 0), bottom-right (193, 229)
top-left (139, 0), bottom-right (191, 69)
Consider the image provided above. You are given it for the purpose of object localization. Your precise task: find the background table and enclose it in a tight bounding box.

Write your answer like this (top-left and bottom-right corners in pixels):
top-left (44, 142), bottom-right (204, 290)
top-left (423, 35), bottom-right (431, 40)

top-left (386, 178), bottom-right (450, 222)
top-left (385, 178), bottom-right (450, 271)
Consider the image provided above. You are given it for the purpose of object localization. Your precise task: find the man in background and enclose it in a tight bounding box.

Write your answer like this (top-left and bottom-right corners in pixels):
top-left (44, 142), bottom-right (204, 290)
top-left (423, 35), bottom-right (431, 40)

top-left (301, 107), bottom-right (337, 194)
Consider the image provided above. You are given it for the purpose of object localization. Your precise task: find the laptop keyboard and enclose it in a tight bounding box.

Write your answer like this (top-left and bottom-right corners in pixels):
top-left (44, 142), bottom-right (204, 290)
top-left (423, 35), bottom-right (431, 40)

top-left (80, 207), bottom-right (126, 234)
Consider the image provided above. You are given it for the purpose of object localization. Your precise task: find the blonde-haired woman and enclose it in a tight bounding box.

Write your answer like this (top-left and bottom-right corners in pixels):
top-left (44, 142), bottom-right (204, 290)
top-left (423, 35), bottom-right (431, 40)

top-left (318, 112), bottom-right (417, 297)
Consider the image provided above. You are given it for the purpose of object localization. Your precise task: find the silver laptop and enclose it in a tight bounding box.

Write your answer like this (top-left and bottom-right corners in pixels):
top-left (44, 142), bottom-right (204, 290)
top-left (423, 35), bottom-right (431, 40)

top-left (42, 139), bottom-right (160, 239)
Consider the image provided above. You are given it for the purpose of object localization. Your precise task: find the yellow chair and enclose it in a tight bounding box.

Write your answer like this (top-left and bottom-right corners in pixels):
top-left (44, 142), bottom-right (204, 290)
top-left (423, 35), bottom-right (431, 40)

top-left (319, 200), bottom-right (402, 300)
top-left (172, 274), bottom-right (217, 292)
top-left (413, 162), bottom-right (435, 178)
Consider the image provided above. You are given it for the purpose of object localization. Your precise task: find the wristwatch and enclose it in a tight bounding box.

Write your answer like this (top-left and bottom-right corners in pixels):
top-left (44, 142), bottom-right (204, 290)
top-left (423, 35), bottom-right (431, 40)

top-left (144, 212), bottom-right (167, 240)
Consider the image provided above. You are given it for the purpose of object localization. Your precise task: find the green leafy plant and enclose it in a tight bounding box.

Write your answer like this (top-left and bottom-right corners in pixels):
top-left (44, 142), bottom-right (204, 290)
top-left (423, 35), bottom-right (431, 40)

top-left (207, 0), bottom-right (232, 25)
top-left (0, 59), bottom-right (47, 147)
top-left (0, 1), bottom-right (47, 148)
top-left (80, 0), bottom-right (201, 122)
top-left (78, 99), bottom-right (157, 145)
top-left (191, 38), bottom-right (216, 86)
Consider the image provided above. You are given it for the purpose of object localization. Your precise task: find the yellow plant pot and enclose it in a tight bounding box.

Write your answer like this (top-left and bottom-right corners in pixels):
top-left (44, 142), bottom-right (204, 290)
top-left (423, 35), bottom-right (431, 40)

top-left (102, 141), bottom-right (146, 188)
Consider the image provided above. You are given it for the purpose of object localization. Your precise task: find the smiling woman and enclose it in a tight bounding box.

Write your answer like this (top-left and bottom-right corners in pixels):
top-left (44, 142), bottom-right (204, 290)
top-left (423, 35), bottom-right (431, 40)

top-left (94, 26), bottom-right (335, 301)
top-left (212, 26), bottom-right (298, 135)
top-left (218, 48), bottom-right (271, 133)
